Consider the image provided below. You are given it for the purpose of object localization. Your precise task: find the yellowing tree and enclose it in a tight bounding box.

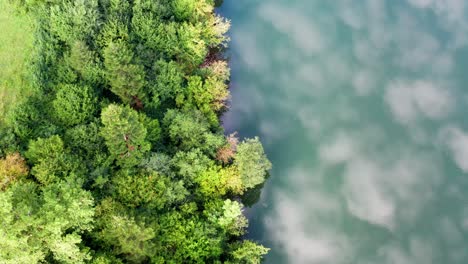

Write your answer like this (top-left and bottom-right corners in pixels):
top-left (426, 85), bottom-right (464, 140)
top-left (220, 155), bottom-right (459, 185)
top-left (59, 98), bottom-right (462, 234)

top-left (0, 152), bottom-right (28, 190)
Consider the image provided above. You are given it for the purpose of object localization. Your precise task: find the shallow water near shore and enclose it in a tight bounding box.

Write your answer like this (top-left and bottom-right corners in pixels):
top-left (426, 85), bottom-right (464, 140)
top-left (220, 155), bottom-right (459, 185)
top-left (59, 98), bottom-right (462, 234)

top-left (220, 0), bottom-right (468, 263)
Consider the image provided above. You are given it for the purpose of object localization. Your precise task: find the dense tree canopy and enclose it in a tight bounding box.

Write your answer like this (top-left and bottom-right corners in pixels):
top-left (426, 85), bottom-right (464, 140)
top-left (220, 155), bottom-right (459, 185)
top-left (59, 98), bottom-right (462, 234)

top-left (0, 0), bottom-right (271, 263)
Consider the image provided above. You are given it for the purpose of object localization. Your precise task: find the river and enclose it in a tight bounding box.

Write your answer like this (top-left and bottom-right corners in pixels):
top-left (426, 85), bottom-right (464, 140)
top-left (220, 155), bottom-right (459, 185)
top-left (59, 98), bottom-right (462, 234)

top-left (219, 0), bottom-right (468, 263)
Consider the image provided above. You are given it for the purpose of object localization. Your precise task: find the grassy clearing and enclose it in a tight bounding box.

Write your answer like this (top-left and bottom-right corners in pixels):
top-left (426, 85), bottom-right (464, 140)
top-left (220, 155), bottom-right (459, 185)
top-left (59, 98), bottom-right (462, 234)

top-left (0, 0), bottom-right (34, 122)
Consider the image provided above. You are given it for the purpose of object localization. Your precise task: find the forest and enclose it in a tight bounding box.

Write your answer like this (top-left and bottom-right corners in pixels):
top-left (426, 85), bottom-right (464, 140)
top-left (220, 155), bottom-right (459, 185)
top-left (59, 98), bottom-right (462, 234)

top-left (0, 0), bottom-right (271, 263)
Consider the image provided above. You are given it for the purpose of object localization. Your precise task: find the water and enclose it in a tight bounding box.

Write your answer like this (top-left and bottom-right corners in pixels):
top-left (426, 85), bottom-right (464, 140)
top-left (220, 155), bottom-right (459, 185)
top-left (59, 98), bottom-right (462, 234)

top-left (219, 0), bottom-right (468, 263)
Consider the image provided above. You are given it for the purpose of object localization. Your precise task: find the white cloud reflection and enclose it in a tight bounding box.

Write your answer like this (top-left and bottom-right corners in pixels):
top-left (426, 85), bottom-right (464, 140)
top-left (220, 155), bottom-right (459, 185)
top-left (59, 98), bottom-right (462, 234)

top-left (385, 80), bottom-right (453, 124)
top-left (439, 126), bottom-right (468, 172)
top-left (265, 168), bottom-right (352, 264)
top-left (258, 3), bottom-right (326, 55)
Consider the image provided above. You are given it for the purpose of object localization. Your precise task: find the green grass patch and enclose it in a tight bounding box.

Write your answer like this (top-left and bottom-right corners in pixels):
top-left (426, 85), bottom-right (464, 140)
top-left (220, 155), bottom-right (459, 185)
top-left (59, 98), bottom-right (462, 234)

top-left (0, 0), bottom-right (35, 122)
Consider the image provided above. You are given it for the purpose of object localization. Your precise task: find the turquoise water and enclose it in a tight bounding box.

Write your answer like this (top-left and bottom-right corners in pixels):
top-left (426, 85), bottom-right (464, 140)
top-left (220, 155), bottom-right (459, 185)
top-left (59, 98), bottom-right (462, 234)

top-left (220, 0), bottom-right (468, 263)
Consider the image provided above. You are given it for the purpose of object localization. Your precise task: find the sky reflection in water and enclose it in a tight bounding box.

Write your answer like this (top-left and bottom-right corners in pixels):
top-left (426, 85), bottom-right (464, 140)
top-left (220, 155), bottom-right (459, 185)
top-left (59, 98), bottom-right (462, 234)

top-left (220, 0), bottom-right (468, 263)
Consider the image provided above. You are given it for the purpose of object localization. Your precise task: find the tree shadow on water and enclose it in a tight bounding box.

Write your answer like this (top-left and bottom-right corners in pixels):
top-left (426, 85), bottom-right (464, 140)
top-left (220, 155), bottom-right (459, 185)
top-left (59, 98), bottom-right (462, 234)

top-left (215, 0), bottom-right (224, 8)
top-left (241, 173), bottom-right (270, 208)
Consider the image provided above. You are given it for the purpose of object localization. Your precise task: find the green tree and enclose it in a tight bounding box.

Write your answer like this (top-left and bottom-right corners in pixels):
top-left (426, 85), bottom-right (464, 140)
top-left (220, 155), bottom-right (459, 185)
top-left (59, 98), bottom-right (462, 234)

top-left (0, 127), bottom-right (19, 156)
top-left (176, 22), bottom-right (208, 67)
top-left (49, 0), bottom-right (100, 44)
top-left (172, 149), bottom-right (213, 185)
top-left (66, 41), bottom-right (103, 84)
top-left (141, 152), bottom-right (173, 176)
top-left (91, 253), bottom-right (124, 264)
top-left (180, 69), bottom-right (230, 125)
top-left (97, 18), bottom-right (129, 47)
top-left (139, 113), bottom-right (161, 147)
top-left (100, 104), bottom-right (150, 168)
top-left (111, 169), bottom-right (168, 209)
top-left (196, 165), bottom-right (243, 198)
top-left (52, 84), bottom-right (97, 126)
top-left (204, 15), bottom-right (231, 47)
top-left (163, 109), bottom-right (207, 148)
top-left (7, 97), bottom-right (43, 141)
top-left (172, 0), bottom-right (197, 21)
top-left (64, 121), bottom-right (111, 184)
top-left (94, 198), bottom-right (156, 263)
top-left (25, 135), bottom-right (82, 185)
top-left (183, 75), bottom-right (216, 123)
top-left (156, 210), bottom-right (224, 262)
top-left (218, 199), bottom-right (248, 236)
top-left (64, 121), bottom-right (107, 162)
top-left (234, 137), bottom-right (272, 190)
top-left (103, 40), bottom-right (145, 104)
top-left (228, 241), bottom-right (270, 264)
top-left (148, 59), bottom-right (184, 109)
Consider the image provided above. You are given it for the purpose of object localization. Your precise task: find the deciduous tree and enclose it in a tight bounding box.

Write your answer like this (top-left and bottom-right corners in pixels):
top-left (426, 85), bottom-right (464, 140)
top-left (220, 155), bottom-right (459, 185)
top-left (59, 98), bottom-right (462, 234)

top-left (227, 240), bottom-right (270, 264)
top-left (0, 180), bottom-right (94, 263)
top-left (0, 152), bottom-right (28, 190)
top-left (234, 137), bottom-right (272, 189)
